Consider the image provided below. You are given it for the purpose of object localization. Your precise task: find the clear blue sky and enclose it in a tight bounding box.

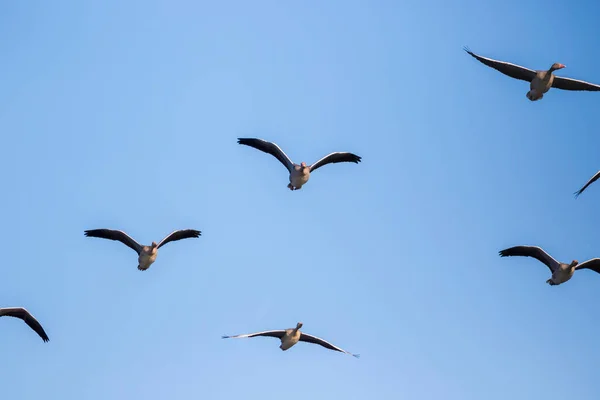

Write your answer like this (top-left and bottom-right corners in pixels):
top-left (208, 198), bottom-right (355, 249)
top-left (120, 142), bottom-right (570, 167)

top-left (2, 0), bottom-right (600, 399)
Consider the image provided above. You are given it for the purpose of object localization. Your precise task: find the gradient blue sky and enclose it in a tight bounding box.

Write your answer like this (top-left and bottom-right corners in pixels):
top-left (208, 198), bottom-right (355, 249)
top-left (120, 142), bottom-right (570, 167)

top-left (2, 1), bottom-right (600, 399)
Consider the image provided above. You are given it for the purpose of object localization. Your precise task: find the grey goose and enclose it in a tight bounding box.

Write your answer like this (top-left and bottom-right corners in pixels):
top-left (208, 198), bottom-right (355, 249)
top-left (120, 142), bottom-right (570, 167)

top-left (84, 228), bottom-right (201, 271)
top-left (499, 245), bottom-right (600, 285)
top-left (237, 138), bottom-right (362, 190)
top-left (465, 47), bottom-right (600, 101)
top-left (222, 322), bottom-right (359, 357)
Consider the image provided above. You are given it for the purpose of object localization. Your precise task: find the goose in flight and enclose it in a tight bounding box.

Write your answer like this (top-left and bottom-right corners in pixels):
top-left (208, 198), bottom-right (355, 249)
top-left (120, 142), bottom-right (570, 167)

top-left (499, 245), bottom-right (600, 285)
top-left (84, 228), bottom-right (201, 271)
top-left (464, 47), bottom-right (600, 101)
top-left (222, 322), bottom-right (359, 357)
top-left (237, 138), bottom-right (362, 190)
top-left (574, 170), bottom-right (600, 198)
top-left (0, 307), bottom-right (49, 342)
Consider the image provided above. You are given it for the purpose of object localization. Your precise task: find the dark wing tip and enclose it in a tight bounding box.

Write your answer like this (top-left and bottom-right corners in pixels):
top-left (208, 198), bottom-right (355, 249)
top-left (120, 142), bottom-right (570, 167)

top-left (353, 353), bottom-right (360, 358)
top-left (237, 138), bottom-right (255, 145)
top-left (84, 229), bottom-right (106, 237)
top-left (222, 335), bottom-right (230, 339)
top-left (498, 246), bottom-right (529, 258)
top-left (574, 187), bottom-right (586, 198)
top-left (463, 46), bottom-right (474, 56)
top-left (190, 229), bottom-right (202, 237)
top-left (351, 154), bottom-right (362, 163)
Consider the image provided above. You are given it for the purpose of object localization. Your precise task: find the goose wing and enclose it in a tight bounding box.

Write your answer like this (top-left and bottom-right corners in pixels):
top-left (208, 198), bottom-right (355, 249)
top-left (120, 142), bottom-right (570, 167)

top-left (464, 47), bottom-right (536, 82)
top-left (498, 245), bottom-right (560, 273)
top-left (299, 332), bottom-right (359, 357)
top-left (0, 307), bottom-right (49, 342)
top-left (552, 76), bottom-right (600, 92)
top-left (575, 171), bottom-right (600, 198)
top-left (575, 258), bottom-right (600, 274)
top-left (84, 229), bottom-right (143, 254)
top-left (309, 152), bottom-right (362, 173)
top-left (157, 229), bottom-right (201, 249)
top-left (222, 329), bottom-right (286, 339)
top-left (237, 138), bottom-right (294, 172)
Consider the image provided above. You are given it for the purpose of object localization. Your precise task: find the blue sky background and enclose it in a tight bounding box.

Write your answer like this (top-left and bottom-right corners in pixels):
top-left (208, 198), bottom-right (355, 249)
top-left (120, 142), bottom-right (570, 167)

top-left (2, 0), bottom-right (600, 399)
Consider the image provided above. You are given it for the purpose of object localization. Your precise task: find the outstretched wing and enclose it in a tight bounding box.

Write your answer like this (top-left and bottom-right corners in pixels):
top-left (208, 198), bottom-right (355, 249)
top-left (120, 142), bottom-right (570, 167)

top-left (498, 245), bottom-right (560, 273)
top-left (464, 47), bottom-right (536, 82)
top-left (157, 229), bottom-right (201, 249)
top-left (309, 152), bottom-right (362, 173)
top-left (84, 229), bottom-right (142, 255)
top-left (299, 332), bottom-right (359, 357)
top-left (222, 329), bottom-right (286, 340)
top-left (574, 171), bottom-right (600, 198)
top-left (238, 138), bottom-right (295, 172)
top-left (575, 258), bottom-right (600, 274)
top-left (0, 307), bottom-right (49, 342)
top-left (552, 76), bottom-right (600, 92)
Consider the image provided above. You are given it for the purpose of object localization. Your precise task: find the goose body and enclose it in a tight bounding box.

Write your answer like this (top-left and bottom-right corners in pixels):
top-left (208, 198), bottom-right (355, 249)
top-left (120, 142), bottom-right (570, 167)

top-left (499, 245), bottom-right (600, 285)
top-left (84, 228), bottom-right (201, 271)
top-left (237, 138), bottom-right (362, 190)
top-left (465, 47), bottom-right (600, 101)
top-left (527, 69), bottom-right (559, 101)
top-left (222, 322), bottom-right (359, 357)
top-left (138, 251), bottom-right (158, 270)
top-left (279, 325), bottom-right (302, 351)
top-left (290, 166), bottom-right (311, 190)
top-left (0, 307), bottom-right (49, 342)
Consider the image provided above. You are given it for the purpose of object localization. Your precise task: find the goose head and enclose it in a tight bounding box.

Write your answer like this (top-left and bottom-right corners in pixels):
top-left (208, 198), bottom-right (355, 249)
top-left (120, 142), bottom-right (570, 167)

top-left (569, 260), bottom-right (579, 268)
top-left (151, 241), bottom-right (159, 253)
top-left (549, 63), bottom-right (565, 72)
top-left (295, 322), bottom-right (303, 330)
top-left (299, 162), bottom-right (309, 174)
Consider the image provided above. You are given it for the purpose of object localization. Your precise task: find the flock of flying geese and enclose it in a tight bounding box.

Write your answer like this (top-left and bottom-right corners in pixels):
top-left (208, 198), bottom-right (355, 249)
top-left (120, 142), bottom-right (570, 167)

top-left (2, 137), bottom-right (362, 357)
top-left (5, 47), bottom-right (600, 357)
top-left (463, 47), bottom-right (600, 286)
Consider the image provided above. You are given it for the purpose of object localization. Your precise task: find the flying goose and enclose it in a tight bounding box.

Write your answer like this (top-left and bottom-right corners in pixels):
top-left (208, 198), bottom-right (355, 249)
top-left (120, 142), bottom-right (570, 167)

top-left (237, 138), bottom-right (362, 190)
top-left (0, 307), bottom-right (49, 342)
top-left (499, 245), bottom-right (600, 285)
top-left (84, 228), bottom-right (201, 271)
top-left (464, 47), bottom-right (600, 101)
top-left (222, 322), bottom-right (359, 357)
top-left (574, 170), bottom-right (600, 198)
